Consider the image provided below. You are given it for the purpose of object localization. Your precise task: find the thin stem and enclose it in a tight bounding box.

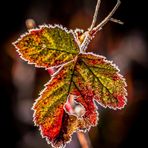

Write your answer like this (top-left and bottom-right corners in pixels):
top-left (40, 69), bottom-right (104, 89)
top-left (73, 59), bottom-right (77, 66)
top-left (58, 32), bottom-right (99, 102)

top-left (81, 0), bottom-right (121, 52)
top-left (92, 0), bottom-right (121, 33)
top-left (89, 0), bottom-right (101, 31)
top-left (77, 132), bottom-right (93, 148)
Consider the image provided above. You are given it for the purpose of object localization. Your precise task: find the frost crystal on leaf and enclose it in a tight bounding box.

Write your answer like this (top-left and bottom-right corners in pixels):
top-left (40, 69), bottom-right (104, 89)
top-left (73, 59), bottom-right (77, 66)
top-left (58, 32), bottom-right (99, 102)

top-left (13, 0), bottom-right (127, 147)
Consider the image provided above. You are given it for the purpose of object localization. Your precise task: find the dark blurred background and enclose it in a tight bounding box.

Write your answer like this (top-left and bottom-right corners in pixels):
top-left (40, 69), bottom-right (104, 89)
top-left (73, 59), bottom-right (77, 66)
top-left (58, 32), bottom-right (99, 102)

top-left (0, 0), bottom-right (148, 148)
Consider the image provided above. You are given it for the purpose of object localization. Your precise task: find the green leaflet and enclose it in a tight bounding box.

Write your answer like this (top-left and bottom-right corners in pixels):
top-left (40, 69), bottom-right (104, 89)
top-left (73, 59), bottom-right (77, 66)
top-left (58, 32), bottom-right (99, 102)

top-left (75, 53), bottom-right (127, 109)
top-left (14, 25), bottom-right (79, 68)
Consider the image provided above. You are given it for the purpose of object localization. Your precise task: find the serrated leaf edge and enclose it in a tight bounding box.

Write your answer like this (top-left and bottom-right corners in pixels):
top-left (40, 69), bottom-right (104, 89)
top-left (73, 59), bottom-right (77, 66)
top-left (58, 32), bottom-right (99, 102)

top-left (12, 24), bottom-right (81, 70)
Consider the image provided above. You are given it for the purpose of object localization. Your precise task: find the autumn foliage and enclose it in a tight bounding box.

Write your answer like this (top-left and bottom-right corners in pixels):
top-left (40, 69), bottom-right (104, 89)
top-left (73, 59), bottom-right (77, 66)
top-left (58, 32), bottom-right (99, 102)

top-left (13, 25), bottom-right (127, 147)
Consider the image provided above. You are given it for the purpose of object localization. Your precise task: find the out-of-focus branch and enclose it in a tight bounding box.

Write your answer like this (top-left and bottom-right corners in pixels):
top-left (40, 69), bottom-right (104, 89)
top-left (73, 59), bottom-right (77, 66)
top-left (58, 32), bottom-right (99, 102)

top-left (77, 132), bottom-right (93, 148)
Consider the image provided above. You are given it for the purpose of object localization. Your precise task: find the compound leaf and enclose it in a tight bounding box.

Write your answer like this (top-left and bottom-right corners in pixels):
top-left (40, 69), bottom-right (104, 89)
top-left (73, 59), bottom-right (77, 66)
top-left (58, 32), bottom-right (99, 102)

top-left (14, 25), bottom-right (127, 148)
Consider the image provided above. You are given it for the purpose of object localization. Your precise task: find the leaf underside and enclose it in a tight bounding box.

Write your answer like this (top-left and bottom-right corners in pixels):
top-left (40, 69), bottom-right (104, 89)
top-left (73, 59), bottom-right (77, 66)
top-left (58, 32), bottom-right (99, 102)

top-left (14, 25), bottom-right (127, 148)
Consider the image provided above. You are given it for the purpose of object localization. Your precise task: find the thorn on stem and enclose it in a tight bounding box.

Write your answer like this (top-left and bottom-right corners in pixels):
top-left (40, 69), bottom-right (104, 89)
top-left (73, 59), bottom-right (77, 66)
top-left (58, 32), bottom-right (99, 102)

top-left (110, 18), bottom-right (124, 25)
